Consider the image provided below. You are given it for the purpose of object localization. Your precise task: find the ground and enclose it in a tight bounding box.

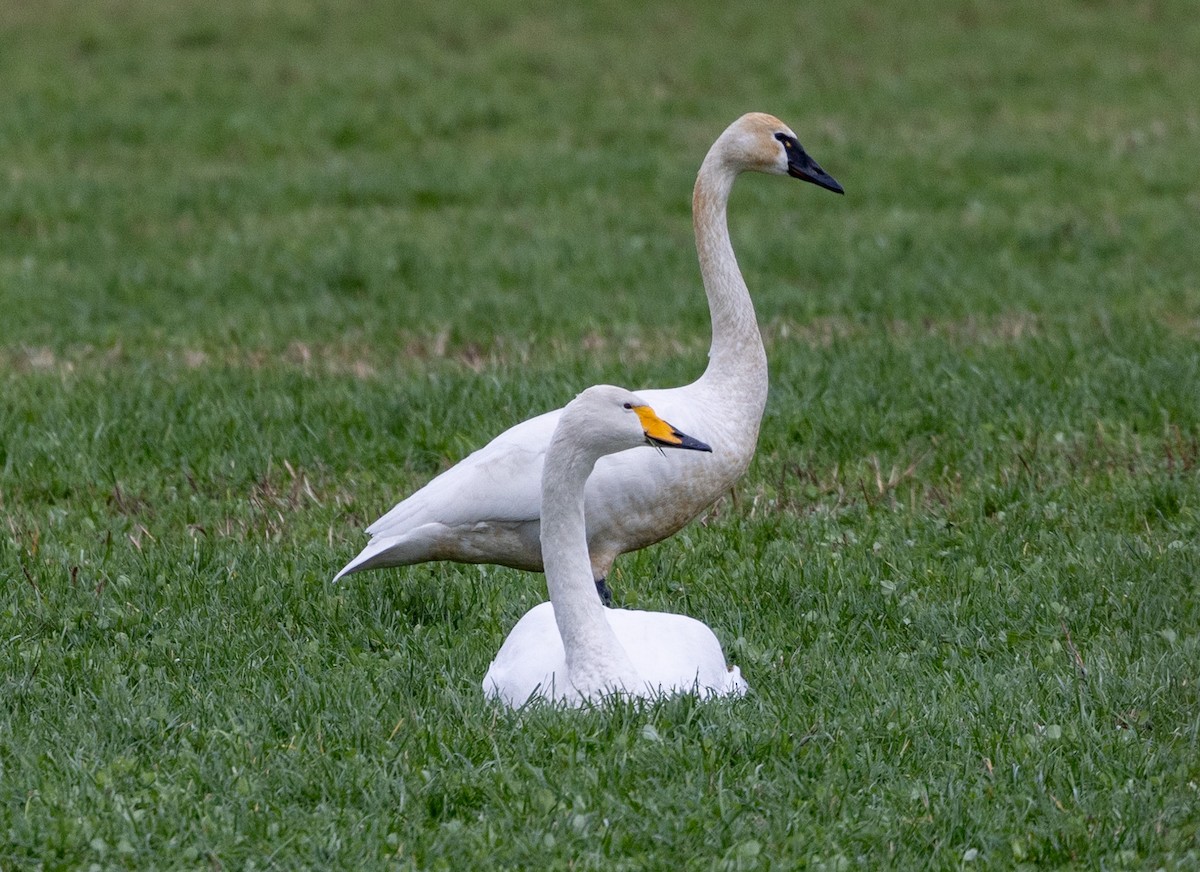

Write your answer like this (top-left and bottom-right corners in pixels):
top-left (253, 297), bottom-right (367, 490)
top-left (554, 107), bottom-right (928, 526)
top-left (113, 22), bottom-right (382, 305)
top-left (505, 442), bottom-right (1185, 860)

top-left (1, 0), bottom-right (1199, 868)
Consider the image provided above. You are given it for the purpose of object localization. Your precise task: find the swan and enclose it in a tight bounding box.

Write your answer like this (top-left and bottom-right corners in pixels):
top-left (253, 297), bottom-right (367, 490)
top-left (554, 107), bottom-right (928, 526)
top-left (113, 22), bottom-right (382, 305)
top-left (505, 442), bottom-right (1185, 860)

top-left (482, 385), bottom-right (747, 706)
top-left (334, 113), bottom-right (842, 601)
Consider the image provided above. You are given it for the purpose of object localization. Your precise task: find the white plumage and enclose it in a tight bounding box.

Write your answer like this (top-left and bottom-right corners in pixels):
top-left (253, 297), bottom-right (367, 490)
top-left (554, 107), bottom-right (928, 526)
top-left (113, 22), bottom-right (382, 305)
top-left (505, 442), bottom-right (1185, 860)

top-left (334, 113), bottom-right (842, 591)
top-left (482, 385), bottom-right (747, 706)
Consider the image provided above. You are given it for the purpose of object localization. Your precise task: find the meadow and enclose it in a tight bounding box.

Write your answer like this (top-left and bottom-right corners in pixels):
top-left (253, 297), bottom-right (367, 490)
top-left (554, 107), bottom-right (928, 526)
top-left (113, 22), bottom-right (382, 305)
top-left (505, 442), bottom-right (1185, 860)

top-left (2, 0), bottom-right (1199, 867)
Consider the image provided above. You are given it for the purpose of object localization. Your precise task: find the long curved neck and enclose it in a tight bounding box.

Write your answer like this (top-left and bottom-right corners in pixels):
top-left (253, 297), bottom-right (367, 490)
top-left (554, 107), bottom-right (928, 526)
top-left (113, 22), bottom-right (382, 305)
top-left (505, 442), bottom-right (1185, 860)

top-left (692, 149), bottom-right (768, 401)
top-left (540, 431), bottom-right (635, 685)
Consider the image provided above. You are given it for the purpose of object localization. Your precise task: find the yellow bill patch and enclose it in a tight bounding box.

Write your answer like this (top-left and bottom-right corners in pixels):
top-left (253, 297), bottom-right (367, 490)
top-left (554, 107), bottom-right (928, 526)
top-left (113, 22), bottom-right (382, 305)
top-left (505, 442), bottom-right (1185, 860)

top-left (633, 404), bottom-right (681, 446)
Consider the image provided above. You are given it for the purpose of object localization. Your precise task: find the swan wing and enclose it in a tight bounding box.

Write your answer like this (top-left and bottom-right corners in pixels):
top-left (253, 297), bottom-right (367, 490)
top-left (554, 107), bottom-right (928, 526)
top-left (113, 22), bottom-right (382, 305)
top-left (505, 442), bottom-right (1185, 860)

top-left (332, 407), bottom-right (564, 580)
top-left (366, 407), bottom-right (562, 534)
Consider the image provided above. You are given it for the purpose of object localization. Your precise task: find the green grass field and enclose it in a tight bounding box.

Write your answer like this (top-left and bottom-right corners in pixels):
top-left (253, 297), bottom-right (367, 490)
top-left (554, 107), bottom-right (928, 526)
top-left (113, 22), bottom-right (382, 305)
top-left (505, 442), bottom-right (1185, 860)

top-left (3, 0), bottom-right (1199, 867)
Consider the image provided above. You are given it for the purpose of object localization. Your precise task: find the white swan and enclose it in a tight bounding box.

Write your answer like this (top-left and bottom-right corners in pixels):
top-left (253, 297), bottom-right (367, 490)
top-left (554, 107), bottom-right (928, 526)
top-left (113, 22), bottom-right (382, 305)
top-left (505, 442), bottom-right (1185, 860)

top-left (334, 113), bottom-right (842, 599)
top-left (483, 385), bottom-right (747, 706)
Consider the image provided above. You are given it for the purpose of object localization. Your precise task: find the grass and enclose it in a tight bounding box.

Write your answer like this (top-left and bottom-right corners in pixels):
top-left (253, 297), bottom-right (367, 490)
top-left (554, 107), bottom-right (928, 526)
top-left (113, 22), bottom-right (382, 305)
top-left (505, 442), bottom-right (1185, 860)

top-left (2, 0), bottom-right (1199, 867)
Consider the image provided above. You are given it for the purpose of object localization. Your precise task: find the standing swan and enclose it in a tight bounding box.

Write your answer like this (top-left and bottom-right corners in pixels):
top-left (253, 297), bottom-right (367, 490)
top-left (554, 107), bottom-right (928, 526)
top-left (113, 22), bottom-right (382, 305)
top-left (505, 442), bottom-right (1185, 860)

top-left (334, 113), bottom-right (842, 600)
top-left (483, 385), bottom-right (747, 706)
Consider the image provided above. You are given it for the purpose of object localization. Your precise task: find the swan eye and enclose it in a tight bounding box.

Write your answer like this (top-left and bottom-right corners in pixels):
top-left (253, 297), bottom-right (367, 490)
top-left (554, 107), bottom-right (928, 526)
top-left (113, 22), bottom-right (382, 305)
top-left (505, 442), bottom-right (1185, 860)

top-left (622, 402), bottom-right (633, 410)
top-left (774, 132), bottom-right (791, 148)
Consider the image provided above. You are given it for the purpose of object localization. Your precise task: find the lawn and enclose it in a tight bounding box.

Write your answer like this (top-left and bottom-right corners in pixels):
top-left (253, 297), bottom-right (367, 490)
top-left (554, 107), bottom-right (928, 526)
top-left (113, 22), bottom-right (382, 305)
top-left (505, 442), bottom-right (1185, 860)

top-left (2, 0), bottom-right (1199, 868)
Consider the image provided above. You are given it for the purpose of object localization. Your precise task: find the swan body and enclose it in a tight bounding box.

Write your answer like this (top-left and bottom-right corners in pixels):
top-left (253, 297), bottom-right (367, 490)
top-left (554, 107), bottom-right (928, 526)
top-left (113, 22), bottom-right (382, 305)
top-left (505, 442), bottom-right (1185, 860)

top-left (335, 113), bottom-right (842, 592)
top-left (483, 601), bottom-right (746, 706)
top-left (482, 385), bottom-right (747, 706)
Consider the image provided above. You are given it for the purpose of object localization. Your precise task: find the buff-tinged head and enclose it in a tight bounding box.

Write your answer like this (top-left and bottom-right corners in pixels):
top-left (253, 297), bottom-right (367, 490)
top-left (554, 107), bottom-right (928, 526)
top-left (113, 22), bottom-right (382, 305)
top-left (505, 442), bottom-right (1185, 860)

top-left (713, 112), bottom-right (843, 194)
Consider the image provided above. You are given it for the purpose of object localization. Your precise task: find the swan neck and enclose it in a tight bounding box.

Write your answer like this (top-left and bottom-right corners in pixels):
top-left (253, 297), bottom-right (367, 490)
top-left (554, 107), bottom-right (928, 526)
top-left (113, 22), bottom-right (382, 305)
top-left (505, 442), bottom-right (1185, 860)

top-left (693, 151), bottom-right (768, 390)
top-left (540, 433), bottom-right (629, 678)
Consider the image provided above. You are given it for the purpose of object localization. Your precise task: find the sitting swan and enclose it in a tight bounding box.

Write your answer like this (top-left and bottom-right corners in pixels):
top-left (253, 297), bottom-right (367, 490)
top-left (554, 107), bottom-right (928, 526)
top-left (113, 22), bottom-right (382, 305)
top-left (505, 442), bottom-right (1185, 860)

top-left (334, 113), bottom-right (843, 601)
top-left (483, 385), bottom-right (747, 706)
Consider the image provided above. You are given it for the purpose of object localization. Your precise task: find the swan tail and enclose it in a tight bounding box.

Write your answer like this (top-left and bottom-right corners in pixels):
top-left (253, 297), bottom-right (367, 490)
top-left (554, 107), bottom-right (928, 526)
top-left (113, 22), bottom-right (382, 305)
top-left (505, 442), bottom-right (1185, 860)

top-left (331, 525), bottom-right (444, 582)
top-left (724, 664), bottom-right (749, 696)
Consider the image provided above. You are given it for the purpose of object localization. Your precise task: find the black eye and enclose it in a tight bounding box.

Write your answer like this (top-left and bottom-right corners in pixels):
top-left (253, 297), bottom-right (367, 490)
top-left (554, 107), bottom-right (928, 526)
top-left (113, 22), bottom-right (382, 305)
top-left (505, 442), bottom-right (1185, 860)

top-left (623, 402), bottom-right (632, 409)
top-left (774, 132), bottom-right (789, 145)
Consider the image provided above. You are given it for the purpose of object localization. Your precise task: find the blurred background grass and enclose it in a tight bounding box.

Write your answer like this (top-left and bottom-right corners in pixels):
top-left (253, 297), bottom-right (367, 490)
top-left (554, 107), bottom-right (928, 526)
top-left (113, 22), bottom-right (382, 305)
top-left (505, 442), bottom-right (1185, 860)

top-left (2, 0), bottom-right (1196, 351)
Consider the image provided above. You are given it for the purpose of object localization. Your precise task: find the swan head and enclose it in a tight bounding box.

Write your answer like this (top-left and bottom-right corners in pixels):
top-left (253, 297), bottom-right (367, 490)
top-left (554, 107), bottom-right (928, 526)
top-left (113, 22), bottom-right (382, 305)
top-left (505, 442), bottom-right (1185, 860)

top-left (565, 385), bottom-right (712, 457)
top-left (717, 112), bottom-right (844, 194)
